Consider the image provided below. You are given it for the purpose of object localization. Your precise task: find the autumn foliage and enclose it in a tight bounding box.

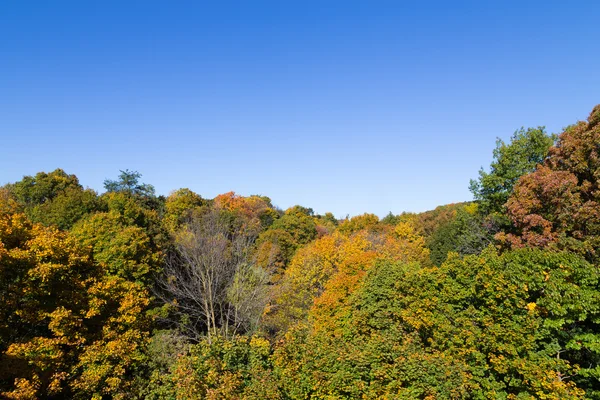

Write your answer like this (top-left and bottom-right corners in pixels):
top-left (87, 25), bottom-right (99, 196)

top-left (2, 104), bottom-right (600, 399)
top-left (500, 105), bottom-right (600, 261)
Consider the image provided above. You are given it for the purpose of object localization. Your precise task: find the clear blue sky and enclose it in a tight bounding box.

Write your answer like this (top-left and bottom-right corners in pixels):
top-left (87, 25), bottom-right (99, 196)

top-left (1, 1), bottom-right (599, 217)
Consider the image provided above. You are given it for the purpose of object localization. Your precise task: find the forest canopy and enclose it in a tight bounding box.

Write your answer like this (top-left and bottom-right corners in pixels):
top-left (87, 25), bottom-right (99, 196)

top-left (1, 104), bottom-right (599, 399)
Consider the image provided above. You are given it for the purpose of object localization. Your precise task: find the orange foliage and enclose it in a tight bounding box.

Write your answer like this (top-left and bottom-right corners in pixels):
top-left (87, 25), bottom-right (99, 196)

top-left (499, 105), bottom-right (600, 258)
top-left (311, 222), bottom-right (430, 334)
top-left (214, 192), bottom-right (272, 220)
top-left (266, 221), bottom-right (430, 333)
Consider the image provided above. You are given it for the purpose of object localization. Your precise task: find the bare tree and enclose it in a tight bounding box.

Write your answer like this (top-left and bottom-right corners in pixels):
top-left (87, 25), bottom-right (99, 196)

top-left (157, 209), bottom-right (269, 342)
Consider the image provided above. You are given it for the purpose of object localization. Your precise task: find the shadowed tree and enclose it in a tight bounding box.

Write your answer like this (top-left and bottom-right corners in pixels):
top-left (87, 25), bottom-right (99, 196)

top-left (158, 209), bottom-right (269, 342)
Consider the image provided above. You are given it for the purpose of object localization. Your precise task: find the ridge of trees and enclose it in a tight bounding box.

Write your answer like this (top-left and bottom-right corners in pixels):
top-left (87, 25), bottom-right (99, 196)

top-left (1, 104), bottom-right (599, 399)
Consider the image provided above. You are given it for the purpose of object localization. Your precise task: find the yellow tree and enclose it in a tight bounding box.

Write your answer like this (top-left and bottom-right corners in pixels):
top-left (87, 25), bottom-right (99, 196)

top-left (266, 221), bottom-right (430, 334)
top-left (0, 198), bottom-right (154, 399)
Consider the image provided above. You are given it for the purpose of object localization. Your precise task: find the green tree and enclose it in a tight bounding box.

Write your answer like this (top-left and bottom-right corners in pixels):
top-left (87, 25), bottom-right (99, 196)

top-left (5, 169), bottom-right (101, 230)
top-left (427, 203), bottom-right (495, 265)
top-left (470, 127), bottom-right (556, 216)
top-left (72, 211), bottom-right (161, 283)
top-left (163, 188), bottom-right (207, 233)
top-left (144, 335), bottom-right (280, 400)
top-left (104, 169), bottom-right (156, 198)
top-left (253, 206), bottom-right (319, 275)
top-left (8, 169), bottom-right (80, 206)
top-left (275, 247), bottom-right (598, 398)
top-left (381, 211), bottom-right (402, 225)
top-left (270, 206), bottom-right (317, 246)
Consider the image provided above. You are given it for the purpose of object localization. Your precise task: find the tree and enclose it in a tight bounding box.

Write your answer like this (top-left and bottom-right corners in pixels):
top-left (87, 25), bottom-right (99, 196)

top-left (381, 211), bottom-right (402, 225)
top-left (499, 105), bottom-right (600, 261)
top-left (0, 211), bottom-right (93, 398)
top-left (5, 169), bottom-right (101, 230)
top-left (144, 335), bottom-right (281, 400)
top-left (265, 222), bottom-right (430, 334)
top-left (432, 249), bottom-right (598, 397)
top-left (72, 211), bottom-right (161, 283)
top-left (470, 127), bottom-right (556, 216)
top-left (158, 209), bottom-right (269, 342)
top-left (163, 188), bottom-right (206, 233)
top-left (0, 207), bottom-right (153, 399)
top-left (71, 190), bottom-right (167, 286)
top-left (337, 213), bottom-right (380, 236)
top-left (8, 169), bottom-right (80, 206)
top-left (427, 203), bottom-right (496, 265)
top-left (252, 206), bottom-right (319, 276)
top-left (275, 247), bottom-right (598, 399)
top-left (274, 261), bottom-right (473, 399)
top-left (213, 191), bottom-right (278, 230)
top-left (253, 228), bottom-right (296, 275)
top-left (398, 203), bottom-right (469, 239)
top-left (269, 206), bottom-right (317, 246)
top-left (104, 169), bottom-right (156, 198)
top-left (314, 212), bottom-right (338, 237)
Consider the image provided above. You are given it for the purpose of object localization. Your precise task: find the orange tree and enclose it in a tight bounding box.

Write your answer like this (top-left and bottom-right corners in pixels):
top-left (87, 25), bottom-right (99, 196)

top-left (265, 220), bottom-right (430, 336)
top-left (500, 105), bottom-right (600, 261)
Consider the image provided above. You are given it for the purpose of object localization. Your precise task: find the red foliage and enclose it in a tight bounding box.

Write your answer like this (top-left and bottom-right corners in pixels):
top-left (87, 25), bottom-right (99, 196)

top-left (500, 105), bottom-right (600, 257)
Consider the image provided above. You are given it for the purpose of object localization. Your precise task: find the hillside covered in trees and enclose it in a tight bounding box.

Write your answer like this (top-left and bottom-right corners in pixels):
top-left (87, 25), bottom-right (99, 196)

top-left (1, 104), bottom-right (600, 399)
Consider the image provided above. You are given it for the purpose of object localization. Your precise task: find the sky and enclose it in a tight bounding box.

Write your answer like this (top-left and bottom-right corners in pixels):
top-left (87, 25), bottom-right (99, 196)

top-left (1, 1), bottom-right (599, 218)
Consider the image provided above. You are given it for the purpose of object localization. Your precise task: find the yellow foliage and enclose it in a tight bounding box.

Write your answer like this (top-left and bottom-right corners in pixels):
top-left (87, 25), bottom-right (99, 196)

top-left (266, 224), bottom-right (430, 333)
top-left (0, 210), bottom-right (153, 399)
top-left (1, 377), bottom-right (40, 400)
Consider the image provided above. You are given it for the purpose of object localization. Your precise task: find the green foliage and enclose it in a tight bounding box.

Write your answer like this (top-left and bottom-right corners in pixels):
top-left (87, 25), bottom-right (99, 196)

top-left (102, 191), bottom-right (169, 250)
top-left (32, 187), bottom-right (101, 230)
top-left (226, 264), bottom-right (271, 334)
top-left (163, 188), bottom-right (207, 232)
top-left (427, 203), bottom-right (494, 265)
top-left (71, 191), bottom-right (166, 285)
top-left (266, 224), bottom-right (430, 336)
top-left (436, 248), bottom-right (599, 398)
top-left (143, 335), bottom-right (281, 400)
top-left (275, 247), bottom-right (599, 398)
top-left (104, 169), bottom-right (156, 198)
top-left (273, 258), bottom-right (471, 399)
top-left (253, 205), bottom-right (319, 274)
top-left (271, 206), bottom-right (318, 245)
top-left (407, 202), bottom-right (470, 238)
top-left (0, 209), bottom-right (153, 399)
top-left (321, 212), bottom-right (338, 226)
top-left (2, 104), bottom-right (600, 399)
top-left (381, 211), bottom-right (402, 225)
top-left (470, 127), bottom-right (556, 216)
top-left (6, 169), bottom-right (102, 230)
top-left (9, 169), bottom-right (80, 205)
top-left (72, 211), bottom-right (161, 282)
top-left (136, 331), bottom-right (188, 400)
top-left (254, 228), bottom-right (296, 274)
